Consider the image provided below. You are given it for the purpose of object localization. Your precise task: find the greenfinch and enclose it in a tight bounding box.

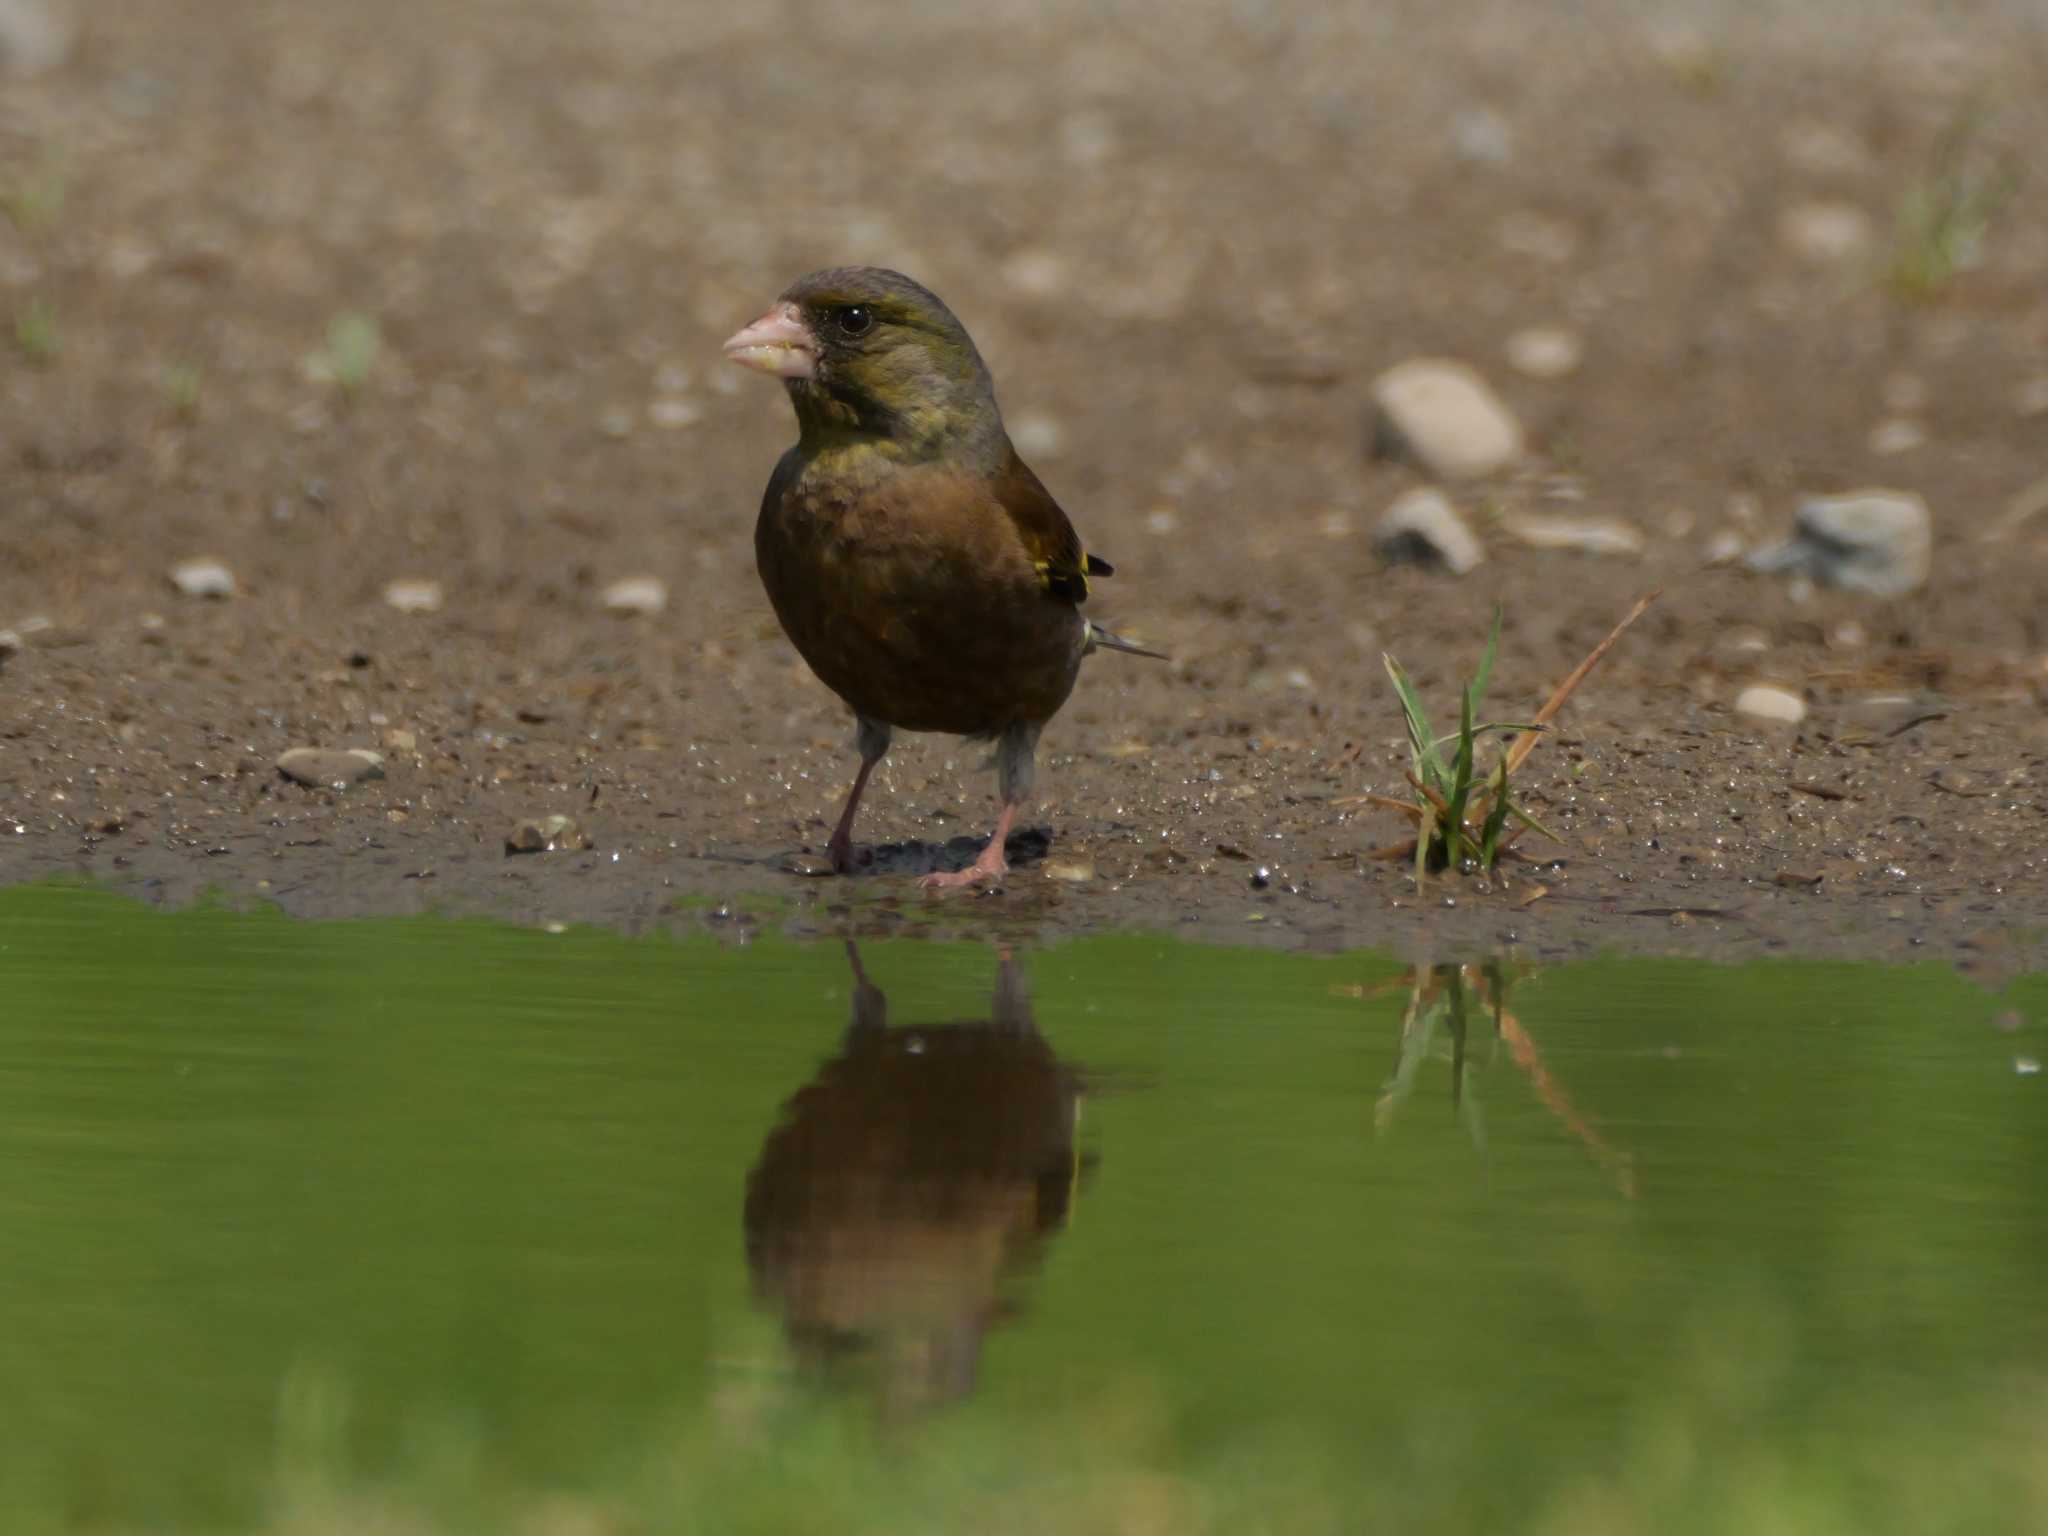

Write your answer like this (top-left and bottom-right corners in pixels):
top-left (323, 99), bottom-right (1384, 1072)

top-left (724, 266), bottom-right (1158, 887)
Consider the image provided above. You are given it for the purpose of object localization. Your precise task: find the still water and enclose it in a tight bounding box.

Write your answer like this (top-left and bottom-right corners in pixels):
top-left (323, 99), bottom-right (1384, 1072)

top-left (3, 886), bottom-right (2044, 1534)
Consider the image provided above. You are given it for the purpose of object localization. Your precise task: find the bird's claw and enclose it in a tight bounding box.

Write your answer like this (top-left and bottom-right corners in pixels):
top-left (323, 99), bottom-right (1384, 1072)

top-left (918, 861), bottom-right (1007, 891)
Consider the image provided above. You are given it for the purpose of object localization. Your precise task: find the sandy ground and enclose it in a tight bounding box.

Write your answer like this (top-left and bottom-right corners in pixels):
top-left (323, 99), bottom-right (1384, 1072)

top-left (3, 0), bottom-right (2046, 970)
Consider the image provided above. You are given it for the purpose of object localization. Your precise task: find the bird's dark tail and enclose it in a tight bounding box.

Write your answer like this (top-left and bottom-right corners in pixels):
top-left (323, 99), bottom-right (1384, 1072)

top-left (1084, 621), bottom-right (1169, 661)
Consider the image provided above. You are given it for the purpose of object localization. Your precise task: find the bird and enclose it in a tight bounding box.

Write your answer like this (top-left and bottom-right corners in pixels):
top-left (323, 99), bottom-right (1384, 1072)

top-left (723, 265), bottom-right (1160, 888)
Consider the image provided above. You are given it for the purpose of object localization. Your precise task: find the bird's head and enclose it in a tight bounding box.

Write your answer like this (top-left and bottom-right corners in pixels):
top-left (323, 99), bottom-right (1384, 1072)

top-left (723, 267), bottom-right (1001, 460)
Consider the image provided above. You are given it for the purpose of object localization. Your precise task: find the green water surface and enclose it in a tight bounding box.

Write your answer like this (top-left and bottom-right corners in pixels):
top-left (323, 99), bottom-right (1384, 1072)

top-left (1, 886), bottom-right (2044, 1534)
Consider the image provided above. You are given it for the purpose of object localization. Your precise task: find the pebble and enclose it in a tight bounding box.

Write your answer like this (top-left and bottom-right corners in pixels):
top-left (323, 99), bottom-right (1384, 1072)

top-left (0, 0), bottom-right (72, 79)
top-left (276, 747), bottom-right (385, 789)
top-left (1779, 201), bottom-right (1873, 265)
top-left (1746, 490), bottom-right (1933, 597)
top-left (1043, 859), bottom-right (1095, 883)
top-left (505, 815), bottom-right (592, 855)
top-left (601, 576), bottom-right (667, 616)
top-left (1704, 529), bottom-right (1747, 565)
top-left (646, 397), bottom-right (701, 430)
top-left (1374, 487), bottom-right (1485, 574)
top-left (1504, 326), bottom-right (1582, 379)
top-left (783, 852), bottom-right (836, 877)
top-left (169, 559), bottom-right (236, 599)
top-left (383, 578), bottom-right (444, 614)
top-left (1868, 418), bottom-right (1926, 456)
top-left (0, 628), bottom-right (17, 657)
top-left (1500, 513), bottom-right (1644, 557)
top-left (1000, 248), bottom-right (1068, 299)
top-left (1010, 411), bottom-right (1066, 460)
top-left (1369, 359), bottom-right (1525, 480)
top-left (1450, 106), bottom-right (1514, 165)
top-left (382, 728), bottom-right (418, 752)
top-left (1734, 684), bottom-right (1807, 726)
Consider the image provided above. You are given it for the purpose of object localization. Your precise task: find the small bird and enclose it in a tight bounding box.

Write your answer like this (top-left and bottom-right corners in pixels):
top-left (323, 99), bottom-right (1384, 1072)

top-left (723, 266), bottom-right (1159, 888)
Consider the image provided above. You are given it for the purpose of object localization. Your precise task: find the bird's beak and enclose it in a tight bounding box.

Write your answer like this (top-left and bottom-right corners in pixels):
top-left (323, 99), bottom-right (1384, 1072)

top-left (722, 301), bottom-right (817, 380)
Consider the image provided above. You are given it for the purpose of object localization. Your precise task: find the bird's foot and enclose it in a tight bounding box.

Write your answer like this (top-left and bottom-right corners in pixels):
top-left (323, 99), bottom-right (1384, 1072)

top-left (827, 836), bottom-right (861, 875)
top-left (917, 853), bottom-right (1007, 891)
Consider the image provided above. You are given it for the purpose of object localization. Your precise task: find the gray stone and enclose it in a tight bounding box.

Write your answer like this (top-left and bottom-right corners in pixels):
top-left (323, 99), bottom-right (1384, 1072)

top-left (1374, 488), bottom-right (1484, 575)
top-left (1370, 359), bottom-right (1524, 480)
top-left (1747, 491), bottom-right (1932, 597)
top-left (277, 748), bottom-right (385, 789)
top-left (506, 814), bottom-right (591, 854)
top-left (169, 559), bottom-right (236, 599)
top-left (0, 0), bottom-right (72, 79)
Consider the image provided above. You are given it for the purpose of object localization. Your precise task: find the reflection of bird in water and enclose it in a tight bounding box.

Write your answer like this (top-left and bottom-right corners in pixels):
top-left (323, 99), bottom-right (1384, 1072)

top-left (744, 942), bottom-right (1084, 1415)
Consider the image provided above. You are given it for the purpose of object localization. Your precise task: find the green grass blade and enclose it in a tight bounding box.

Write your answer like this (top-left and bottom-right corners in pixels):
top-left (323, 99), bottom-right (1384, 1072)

top-left (1383, 653), bottom-right (1445, 790)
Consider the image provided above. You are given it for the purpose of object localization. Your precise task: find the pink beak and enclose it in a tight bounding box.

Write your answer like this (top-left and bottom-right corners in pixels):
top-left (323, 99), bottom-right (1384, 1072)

top-left (722, 301), bottom-right (817, 380)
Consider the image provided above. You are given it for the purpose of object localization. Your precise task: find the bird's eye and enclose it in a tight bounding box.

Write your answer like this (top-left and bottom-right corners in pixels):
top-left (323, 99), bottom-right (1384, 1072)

top-left (836, 305), bottom-right (874, 338)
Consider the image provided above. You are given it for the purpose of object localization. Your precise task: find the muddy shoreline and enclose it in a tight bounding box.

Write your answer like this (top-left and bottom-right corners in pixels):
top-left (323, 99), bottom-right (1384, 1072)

top-left (4, 0), bottom-right (2045, 973)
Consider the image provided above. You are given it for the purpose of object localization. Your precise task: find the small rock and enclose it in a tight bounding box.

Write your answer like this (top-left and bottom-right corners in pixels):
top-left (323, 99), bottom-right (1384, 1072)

top-left (1250, 866), bottom-right (1272, 890)
top-left (1734, 684), bottom-right (1807, 725)
top-left (1010, 412), bottom-right (1066, 460)
top-left (1450, 106), bottom-right (1514, 165)
top-left (1501, 512), bottom-right (1644, 557)
top-left (1000, 248), bottom-right (1067, 299)
top-left (1370, 359), bottom-right (1525, 480)
top-left (382, 728), bottom-right (417, 752)
top-left (0, 628), bottom-right (18, 657)
top-left (505, 815), bottom-right (591, 855)
top-left (782, 852), bottom-right (836, 877)
top-left (601, 576), bottom-right (667, 616)
top-left (1043, 858), bottom-right (1095, 883)
top-left (1774, 870), bottom-right (1823, 888)
top-left (1868, 418), bottom-right (1926, 456)
top-left (276, 747), bottom-right (385, 788)
top-left (646, 397), bottom-right (701, 430)
top-left (383, 578), bottom-right (444, 614)
top-left (1504, 326), bottom-right (1582, 379)
top-left (1704, 529), bottom-right (1747, 565)
top-left (1779, 201), bottom-right (1873, 265)
top-left (1747, 490), bottom-right (1932, 597)
top-left (1374, 487), bottom-right (1484, 575)
top-left (169, 559), bottom-right (236, 599)
top-left (0, 0), bottom-right (73, 79)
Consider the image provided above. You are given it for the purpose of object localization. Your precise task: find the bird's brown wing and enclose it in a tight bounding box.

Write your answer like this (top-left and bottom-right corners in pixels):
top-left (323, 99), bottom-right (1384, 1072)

top-left (992, 446), bottom-right (1108, 604)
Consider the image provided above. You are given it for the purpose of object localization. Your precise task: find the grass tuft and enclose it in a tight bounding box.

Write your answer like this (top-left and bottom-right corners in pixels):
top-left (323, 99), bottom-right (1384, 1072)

top-left (304, 311), bottom-right (381, 395)
top-left (1346, 591), bottom-right (1658, 881)
top-left (1887, 106), bottom-right (2018, 301)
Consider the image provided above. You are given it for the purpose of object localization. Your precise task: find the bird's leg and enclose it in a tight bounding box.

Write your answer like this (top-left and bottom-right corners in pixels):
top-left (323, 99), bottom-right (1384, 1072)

top-left (827, 717), bottom-right (892, 874)
top-left (920, 722), bottom-right (1039, 891)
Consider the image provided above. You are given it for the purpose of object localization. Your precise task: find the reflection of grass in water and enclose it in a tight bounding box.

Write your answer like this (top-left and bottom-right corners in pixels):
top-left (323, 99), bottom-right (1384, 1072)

top-left (242, 1349), bottom-right (2046, 1536)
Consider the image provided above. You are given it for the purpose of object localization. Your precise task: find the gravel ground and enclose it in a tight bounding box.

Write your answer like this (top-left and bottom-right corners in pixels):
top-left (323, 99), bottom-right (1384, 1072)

top-left (3, 0), bottom-right (2046, 971)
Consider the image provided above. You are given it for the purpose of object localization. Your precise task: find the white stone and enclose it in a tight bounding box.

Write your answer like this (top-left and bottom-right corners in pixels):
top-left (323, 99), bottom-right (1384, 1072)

top-left (1451, 107), bottom-right (1514, 166)
top-left (1779, 201), bottom-right (1873, 265)
top-left (1735, 685), bottom-right (1807, 725)
top-left (276, 747), bottom-right (385, 789)
top-left (647, 397), bottom-right (701, 429)
top-left (1704, 529), bottom-right (1747, 566)
top-left (1504, 326), bottom-right (1582, 379)
top-left (383, 578), bottom-right (444, 614)
top-left (601, 576), bottom-right (667, 615)
top-left (1500, 513), bottom-right (1644, 557)
top-left (1747, 490), bottom-right (1932, 597)
top-left (169, 559), bottom-right (236, 599)
top-left (1868, 418), bottom-right (1926, 456)
top-left (1370, 359), bottom-right (1524, 480)
top-left (1374, 488), bottom-right (1484, 575)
